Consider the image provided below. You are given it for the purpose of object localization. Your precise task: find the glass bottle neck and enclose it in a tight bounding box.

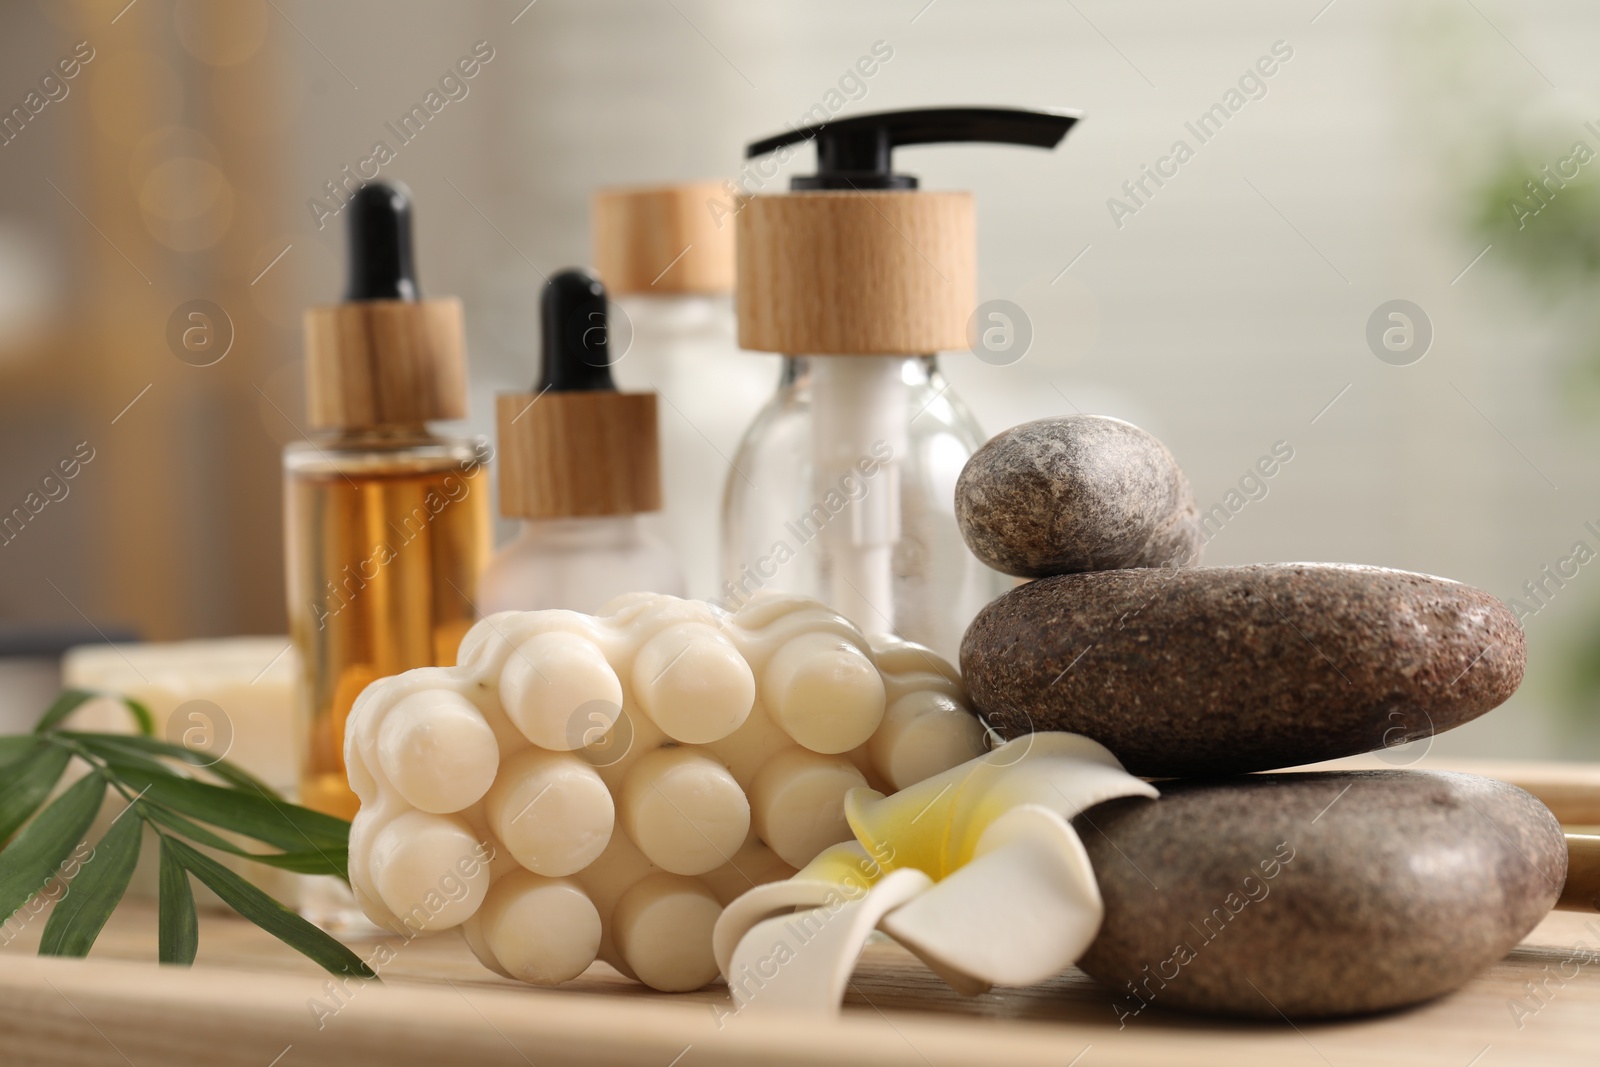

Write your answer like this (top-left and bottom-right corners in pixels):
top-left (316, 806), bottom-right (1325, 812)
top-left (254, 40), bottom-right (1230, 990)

top-left (319, 423), bottom-right (436, 448)
top-left (778, 354), bottom-right (940, 388)
top-left (515, 514), bottom-right (648, 549)
top-left (618, 293), bottom-right (733, 338)
top-left (285, 424), bottom-right (488, 472)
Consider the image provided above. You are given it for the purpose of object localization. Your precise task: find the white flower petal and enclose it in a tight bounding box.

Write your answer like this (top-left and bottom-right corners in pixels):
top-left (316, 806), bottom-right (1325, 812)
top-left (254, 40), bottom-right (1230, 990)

top-left (880, 804), bottom-right (1104, 987)
top-left (723, 868), bottom-right (933, 1016)
top-left (719, 732), bottom-right (1162, 1012)
top-left (846, 733), bottom-right (1157, 878)
top-left (713, 841), bottom-right (881, 980)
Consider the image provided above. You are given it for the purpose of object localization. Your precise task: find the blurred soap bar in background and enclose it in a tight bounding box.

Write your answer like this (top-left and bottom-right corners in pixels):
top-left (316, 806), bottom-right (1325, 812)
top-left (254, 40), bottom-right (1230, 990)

top-left (61, 636), bottom-right (304, 909)
top-left (62, 636), bottom-right (299, 792)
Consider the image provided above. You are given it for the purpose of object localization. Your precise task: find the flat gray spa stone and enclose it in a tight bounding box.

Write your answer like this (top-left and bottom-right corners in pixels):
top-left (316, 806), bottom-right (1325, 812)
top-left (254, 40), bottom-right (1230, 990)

top-left (960, 563), bottom-right (1524, 777)
top-left (1074, 770), bottom-right (1566, 1020)
top-left (955, 415), bottom-right (1203, 579)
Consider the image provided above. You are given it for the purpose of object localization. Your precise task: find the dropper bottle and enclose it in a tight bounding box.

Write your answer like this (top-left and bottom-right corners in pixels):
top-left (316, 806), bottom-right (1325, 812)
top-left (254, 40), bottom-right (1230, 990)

top-left (284, 180), bottom-right (491, 821)
top-left (723, 107), bottom-right (1077, 660)
top-left (479, 269), bottom-right (683, 615)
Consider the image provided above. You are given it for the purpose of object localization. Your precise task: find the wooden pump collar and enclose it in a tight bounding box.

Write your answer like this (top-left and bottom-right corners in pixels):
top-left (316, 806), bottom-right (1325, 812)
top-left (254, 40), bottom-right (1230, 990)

top-left (735, 190), bottom-right (977, 356)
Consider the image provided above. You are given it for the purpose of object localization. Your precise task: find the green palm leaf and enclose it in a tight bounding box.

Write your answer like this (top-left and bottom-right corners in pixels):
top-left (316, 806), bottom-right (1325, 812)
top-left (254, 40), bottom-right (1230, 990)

top-left (0, 742), bottom-right (71, 841)
top-left (166, 838), bottom-right (375, 980)
top-left (38, 808), bottom-right (142, 957)
top-left (67, 732), bottom-right (278, 797)
top-left (99, 766), bottom-right (347, 855)
top-left (33, 690), bottom-right (154, 736)
top-left (157, 839), bottom-right (198, 965)
top-left (4, 688), bottom-right (364, 977)
top-left (139, 802), bottom-right (347, 879)
top-left (0, 735), bottom-right (39, 769)
top-left (0, 772), bottom-right (105, 925)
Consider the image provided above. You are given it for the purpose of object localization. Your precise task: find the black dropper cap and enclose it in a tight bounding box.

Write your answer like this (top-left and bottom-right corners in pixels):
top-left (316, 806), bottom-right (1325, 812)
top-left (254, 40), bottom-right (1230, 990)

top-left (745, 106), bottom-right (1080, 191)
top-left (344, 181), bottom-right (420, 302)
top-left (538, 269), bottom-right (615, 392)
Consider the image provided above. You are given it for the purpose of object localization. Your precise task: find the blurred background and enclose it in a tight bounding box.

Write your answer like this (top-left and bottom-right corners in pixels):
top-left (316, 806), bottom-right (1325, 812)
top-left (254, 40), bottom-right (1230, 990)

top-left (0, 0), bottom-right (1596, 759)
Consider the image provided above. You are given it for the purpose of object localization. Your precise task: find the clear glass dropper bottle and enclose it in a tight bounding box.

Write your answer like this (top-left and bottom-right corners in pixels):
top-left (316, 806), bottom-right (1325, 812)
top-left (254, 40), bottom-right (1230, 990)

top-left (478, 269), bottom-right (683, 614)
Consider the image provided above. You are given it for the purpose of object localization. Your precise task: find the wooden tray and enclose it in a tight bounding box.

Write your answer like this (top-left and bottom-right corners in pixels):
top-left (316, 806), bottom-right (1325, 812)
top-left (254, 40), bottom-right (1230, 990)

top-left (3, 758), bottom-right (1597, 1067)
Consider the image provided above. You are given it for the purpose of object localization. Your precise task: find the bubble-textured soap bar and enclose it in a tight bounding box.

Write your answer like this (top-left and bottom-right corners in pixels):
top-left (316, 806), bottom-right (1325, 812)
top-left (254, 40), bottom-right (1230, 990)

top-left (345, 592), bottom-right (986, 991)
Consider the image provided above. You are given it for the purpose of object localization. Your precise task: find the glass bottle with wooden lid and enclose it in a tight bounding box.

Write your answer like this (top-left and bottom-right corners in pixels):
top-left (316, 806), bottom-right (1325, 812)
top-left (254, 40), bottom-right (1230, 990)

top-left (283, 181), bottom-right (491, 821)
top-left (592, 181), bottom-right (778, 600)
top-left (723, 108), bottom-right (1078, 661)
top-left (478, 268), bottom-right (683, 614)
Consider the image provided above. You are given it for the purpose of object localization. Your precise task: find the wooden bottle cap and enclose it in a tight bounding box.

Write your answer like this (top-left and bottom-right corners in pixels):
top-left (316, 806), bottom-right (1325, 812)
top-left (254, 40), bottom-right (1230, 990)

top-left (736, 191), bottom-right (976, 356)
top-left (303, 297), bottom-right (467, 430)
top-left (496, 391), bottom-right (662, 519)
top-left (593, 182), bottom-right (736, 297)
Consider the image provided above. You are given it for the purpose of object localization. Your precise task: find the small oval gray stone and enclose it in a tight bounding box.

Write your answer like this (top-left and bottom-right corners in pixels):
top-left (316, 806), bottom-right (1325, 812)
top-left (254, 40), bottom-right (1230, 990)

top-left (955, 415), bottom-right (1203, 579)
top-left (1074, 771), bottom-right (1566, 1020)
top-left (961, 563), bottom-right (1524, 777)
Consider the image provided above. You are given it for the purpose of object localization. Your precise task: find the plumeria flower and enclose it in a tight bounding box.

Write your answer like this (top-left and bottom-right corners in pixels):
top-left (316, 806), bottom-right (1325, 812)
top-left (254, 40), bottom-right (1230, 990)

top-left (713, 733), bottom-right (1158, 1015)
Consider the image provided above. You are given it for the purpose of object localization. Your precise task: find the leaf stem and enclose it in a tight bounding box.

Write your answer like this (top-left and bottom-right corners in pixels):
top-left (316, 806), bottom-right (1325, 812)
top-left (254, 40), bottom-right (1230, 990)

top-left (43, 734), bottom-right (175, 845)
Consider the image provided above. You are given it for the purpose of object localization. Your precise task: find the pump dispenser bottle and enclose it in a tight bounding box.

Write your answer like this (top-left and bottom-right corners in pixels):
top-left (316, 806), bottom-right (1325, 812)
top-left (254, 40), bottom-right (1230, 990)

top-left (723, 107), bottom-right (1077, 660)
top-left (480, 269), bottom-right (683, 615)
top-left (593, 183), bottom-right (777, 599)
top-left (284, 181), bottom-right (491, 821)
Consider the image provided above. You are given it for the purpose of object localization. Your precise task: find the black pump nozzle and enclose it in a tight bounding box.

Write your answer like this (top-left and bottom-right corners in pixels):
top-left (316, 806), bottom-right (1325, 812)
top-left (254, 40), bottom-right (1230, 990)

top-left (746, 106), bottom-right (1080, 190)
top-left (538, 269), bottom-right (616, 392)
top-left (345, 181), bottom-right (420, 302)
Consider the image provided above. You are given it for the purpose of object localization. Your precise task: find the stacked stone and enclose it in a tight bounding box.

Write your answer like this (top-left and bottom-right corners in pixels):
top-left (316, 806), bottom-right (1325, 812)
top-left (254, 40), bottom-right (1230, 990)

top-left (954, 415), bottom-right (1567, 1020)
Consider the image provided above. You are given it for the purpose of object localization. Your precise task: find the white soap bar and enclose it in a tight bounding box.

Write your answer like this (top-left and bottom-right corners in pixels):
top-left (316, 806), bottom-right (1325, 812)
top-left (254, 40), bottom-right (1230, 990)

top-left (61, 637), bottom-right (302, 907)
top-left (377, 689), bottom-right (500, 814)
top-left (751, 748), bottom-right (869, 869)
top-left (484, 748), bottom-right (614, 876)
top-left (344, 592), bottom-right (987, 991)
top-left (62, 636), bottom-right (299, 789)
top-left (618, 747), bottom-right (750, 876)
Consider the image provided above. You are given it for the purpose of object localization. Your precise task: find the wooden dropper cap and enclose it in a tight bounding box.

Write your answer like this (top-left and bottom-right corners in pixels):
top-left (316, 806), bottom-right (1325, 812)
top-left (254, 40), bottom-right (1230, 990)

top-left (303, 182), bottom-right (466, 430)
top-left (592, 181), bottom-right (736, 297)
top-left (734, 107), bottom-right (1079, 357)
top-left (497, 270), bottom-right (661, 519)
